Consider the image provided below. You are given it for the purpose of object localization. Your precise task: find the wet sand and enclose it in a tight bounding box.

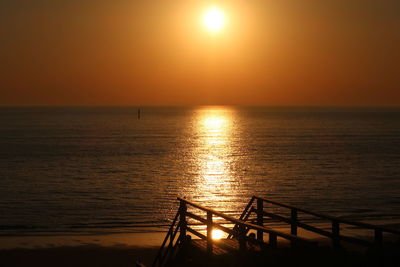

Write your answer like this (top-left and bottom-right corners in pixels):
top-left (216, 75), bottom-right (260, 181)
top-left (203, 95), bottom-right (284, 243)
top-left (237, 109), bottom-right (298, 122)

top-left (1, 223), bottom-right (399, 267)
top-left (0, 232), bottom-right (165, 250)
top-left (0, 232), bottom-right (164, 267)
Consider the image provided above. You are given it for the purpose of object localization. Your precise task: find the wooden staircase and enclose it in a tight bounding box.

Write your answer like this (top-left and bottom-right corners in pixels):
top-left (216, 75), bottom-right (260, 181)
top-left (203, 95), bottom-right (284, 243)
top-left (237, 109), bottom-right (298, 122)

top-left (152, 196), bottom-right (400, 267)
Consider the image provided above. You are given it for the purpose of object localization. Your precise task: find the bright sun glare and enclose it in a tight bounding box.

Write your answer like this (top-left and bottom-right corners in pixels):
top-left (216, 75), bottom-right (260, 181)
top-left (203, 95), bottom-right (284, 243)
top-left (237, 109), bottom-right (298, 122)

top-left (203, 8), bottom-right (225, 32)
top-left (203, 116), bottom-right (225, 129)
top-left (212, 229), bottom-right (224, 240)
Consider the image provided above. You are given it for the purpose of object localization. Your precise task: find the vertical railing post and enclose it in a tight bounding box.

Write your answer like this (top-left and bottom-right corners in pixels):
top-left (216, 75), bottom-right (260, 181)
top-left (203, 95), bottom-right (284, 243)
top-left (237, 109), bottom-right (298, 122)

top-left (179, 200), bottom-right (187, 240)
top-left (374, 229), bottom-right (383, 245)
top-left (290, 208), bottom-right (298, 248)
top-left (207, 210), bottom-right (213, 254)
top-left (257, 198), bottom-right (264, 242)
top-left (332, 220), bottom-right (340, 248)
top-left (238, 224), bottom-right (247, 251)
top-left (269, 232), bottom-right (277, 248)
top-left (291, 208), bottom-right (298, 236)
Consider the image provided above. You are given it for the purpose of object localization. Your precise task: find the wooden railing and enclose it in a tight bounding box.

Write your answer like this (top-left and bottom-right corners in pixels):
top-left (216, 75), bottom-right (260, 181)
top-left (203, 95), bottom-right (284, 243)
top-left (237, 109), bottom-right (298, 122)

top-left (154, 197), bottom-right (315, 266)
top-left (177, 197), bottom-right (314, 253)
top-left (152, 209), bottom-right (184, 267)
top-left (154, 196), bottom-right (399, 266)
top-left (233, 196), bottom-right (400, 248)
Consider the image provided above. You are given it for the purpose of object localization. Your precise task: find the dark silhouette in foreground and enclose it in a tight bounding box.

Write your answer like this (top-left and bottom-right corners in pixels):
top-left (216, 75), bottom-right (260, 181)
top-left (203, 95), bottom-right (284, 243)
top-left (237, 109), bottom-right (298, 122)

top-left (153, 196), bottom-right (400, 267)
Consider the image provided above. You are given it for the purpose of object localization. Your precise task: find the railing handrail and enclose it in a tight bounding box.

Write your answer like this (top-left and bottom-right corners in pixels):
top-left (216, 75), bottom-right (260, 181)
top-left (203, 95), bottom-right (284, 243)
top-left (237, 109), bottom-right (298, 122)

top-left (152, 210), bottom-right (180, 267)
top-left (228, 197), bottom-right (255, 239)
top-left (155, 196), bottom-right (398, 266)
top-left (254, 196), bottom-right (400, 235)
top-left (239, 196), bottom-right (256, 221)
top-left (177, 197), bottom-right (314, 244)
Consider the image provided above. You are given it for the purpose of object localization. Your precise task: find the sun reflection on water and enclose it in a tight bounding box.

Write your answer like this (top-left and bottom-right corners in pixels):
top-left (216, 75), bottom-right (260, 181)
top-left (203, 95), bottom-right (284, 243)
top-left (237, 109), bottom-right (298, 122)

top-left (203, 116), bottom-right (226, 130)
top-left (193, 107), bottom-right (238, 212)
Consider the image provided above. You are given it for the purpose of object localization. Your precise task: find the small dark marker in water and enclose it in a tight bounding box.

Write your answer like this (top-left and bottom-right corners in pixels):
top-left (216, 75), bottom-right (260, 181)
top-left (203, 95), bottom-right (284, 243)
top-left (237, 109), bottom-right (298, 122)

top-left (138, 108), bottom-right (141, 119)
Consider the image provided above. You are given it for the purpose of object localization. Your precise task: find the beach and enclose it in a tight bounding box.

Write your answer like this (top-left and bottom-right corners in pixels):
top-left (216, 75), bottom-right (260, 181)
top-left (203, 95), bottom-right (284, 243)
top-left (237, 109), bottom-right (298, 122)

top-left (0, 232), bottom-right (164, 267)
top-left (1, 107), bottom-right (399, 266)
top-left (2, 221), bottom-right (399, 267)
top-left (2, 0), bottom-right (400, 265)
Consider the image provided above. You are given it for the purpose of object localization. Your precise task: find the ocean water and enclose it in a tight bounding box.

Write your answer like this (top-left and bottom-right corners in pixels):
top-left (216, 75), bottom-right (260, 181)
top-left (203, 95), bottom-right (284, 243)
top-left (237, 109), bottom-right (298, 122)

top-left (0, 106), bottom-right (399, 235)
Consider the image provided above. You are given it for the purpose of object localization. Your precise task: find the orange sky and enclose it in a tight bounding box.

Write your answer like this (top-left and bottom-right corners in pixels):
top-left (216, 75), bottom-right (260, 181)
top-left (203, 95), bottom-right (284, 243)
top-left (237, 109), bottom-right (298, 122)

top-left (1, 0), bottom-right (399, 106)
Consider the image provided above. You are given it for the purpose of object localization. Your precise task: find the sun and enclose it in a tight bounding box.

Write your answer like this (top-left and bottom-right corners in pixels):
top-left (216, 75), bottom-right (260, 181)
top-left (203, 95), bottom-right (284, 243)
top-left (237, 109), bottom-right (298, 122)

top-left (203, 8), bottom-right (225, 32)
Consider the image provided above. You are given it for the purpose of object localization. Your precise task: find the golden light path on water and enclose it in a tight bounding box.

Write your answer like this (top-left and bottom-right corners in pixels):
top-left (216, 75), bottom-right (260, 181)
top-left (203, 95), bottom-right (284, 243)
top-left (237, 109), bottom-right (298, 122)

top-left (192, 107), bottom-right (239, 239)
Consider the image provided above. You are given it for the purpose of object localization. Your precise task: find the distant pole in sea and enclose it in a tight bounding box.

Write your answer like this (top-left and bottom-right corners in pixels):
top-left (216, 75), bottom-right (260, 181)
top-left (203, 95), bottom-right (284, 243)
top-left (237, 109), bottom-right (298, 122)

top-left (138, 108), bottom-right (141, 119)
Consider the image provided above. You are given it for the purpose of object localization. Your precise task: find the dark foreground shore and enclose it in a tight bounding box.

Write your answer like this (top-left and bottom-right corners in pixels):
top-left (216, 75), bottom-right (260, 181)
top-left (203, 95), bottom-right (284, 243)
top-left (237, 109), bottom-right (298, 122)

top-left (0, 245), bottom-right (158, 267)
top-left (2, 243), bottom-right (400, 267)
top-left (1, 226), bottom-right (399, 267)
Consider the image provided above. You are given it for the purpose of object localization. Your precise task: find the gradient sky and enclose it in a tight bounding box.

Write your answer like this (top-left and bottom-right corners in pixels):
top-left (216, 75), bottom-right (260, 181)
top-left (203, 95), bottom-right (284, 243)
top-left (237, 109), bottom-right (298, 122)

top-left (1, 0), bottom-right (399, 106)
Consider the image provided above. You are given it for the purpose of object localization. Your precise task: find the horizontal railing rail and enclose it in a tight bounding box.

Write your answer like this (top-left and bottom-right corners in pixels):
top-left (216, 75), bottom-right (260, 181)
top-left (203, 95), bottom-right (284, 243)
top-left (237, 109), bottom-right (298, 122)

top-left (253, 196), bottom-right (400, 248)
top-left (154, 196), bottom-right (398, 266)
top-left (256, 196), bottom-right (400, 235)
top-left (178, 197), bottom-right (315, 254)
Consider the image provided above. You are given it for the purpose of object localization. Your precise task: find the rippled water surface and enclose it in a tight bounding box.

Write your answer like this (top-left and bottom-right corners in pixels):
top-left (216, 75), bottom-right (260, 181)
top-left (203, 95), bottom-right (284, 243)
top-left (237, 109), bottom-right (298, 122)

top-left (0, 106), bottom-right (399, 235)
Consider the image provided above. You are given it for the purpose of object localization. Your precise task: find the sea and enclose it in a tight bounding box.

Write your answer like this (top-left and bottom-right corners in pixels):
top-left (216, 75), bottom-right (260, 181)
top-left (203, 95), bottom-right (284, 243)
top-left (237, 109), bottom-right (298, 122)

top-left (0, 106), bottom-right (399, 236)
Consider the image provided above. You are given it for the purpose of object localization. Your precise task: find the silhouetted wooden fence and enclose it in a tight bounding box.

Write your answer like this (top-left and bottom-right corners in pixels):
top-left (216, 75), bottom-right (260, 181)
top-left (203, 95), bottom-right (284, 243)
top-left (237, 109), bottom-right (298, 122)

top-left (153, 197), bottom-right (315, 267)
top-left (153, 196), bottom-right (400, 267)
top-left (230, 196), bottom-right (400, 248)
